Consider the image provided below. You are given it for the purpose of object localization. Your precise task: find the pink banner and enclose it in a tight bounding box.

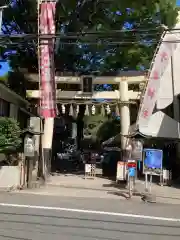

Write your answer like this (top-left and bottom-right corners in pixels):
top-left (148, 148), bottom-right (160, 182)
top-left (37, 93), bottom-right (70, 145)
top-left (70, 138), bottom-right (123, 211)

top-left (39, 2), bottom-right (56, 118)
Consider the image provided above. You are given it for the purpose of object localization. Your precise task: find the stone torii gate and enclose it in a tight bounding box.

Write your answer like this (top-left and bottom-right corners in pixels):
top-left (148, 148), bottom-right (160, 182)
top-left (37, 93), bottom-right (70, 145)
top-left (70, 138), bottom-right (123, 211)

top-left (27, 72), bottom-right (146, 177)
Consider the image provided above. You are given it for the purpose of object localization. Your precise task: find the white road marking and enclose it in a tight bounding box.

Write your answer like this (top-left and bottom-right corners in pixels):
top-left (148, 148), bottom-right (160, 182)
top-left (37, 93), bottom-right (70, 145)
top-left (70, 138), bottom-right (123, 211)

top-left (0, 202), bottom-right (179, 222)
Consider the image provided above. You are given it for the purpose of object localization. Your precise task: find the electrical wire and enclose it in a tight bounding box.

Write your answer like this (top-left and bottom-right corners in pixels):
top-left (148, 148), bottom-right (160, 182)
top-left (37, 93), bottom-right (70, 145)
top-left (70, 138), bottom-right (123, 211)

top-left (1, 1), bottom-right (178, 54)
top-left (0, 29), bottom-right (166, 38)
top-left (1, 37), bottom-right (180, 47)
top-left (0, 32), bottom-right (163, 37)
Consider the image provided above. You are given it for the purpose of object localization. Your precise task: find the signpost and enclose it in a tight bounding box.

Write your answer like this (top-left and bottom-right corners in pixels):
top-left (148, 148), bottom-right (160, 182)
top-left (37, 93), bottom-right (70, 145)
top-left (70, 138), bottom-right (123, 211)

top-left (127, 160), bottom-right (136, 198)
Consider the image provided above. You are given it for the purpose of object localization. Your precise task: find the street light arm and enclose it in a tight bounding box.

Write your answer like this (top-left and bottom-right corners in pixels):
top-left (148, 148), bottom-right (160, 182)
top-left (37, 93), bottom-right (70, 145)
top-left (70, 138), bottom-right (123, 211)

top-left (0, 6), bottom-right (8, 9)
top-left (0, 5), bottom-right (8, 33)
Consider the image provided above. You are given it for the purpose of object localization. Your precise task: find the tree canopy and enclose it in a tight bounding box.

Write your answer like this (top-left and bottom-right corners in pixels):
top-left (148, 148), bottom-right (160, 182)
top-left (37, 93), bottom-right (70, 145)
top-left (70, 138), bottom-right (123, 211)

top-left (1, 0), bottom-right (178, 75)
top-left (0, 0), bottom-right (178, 145)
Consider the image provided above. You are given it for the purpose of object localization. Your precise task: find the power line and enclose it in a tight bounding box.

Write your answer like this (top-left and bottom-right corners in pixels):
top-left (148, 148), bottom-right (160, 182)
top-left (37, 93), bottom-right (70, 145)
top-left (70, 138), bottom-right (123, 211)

top-left (2, 28), bottom-right (180, 47)
top-left (0, 32), bottom-right (165, 40)
top-left (3, 39), bottom-right (180, 51)
top-left (0, 40), bottom-right (165, 47)
top-left (0, 35), bottom-right (179, 45)
top-left (1, 28), bottom-right (165, 36)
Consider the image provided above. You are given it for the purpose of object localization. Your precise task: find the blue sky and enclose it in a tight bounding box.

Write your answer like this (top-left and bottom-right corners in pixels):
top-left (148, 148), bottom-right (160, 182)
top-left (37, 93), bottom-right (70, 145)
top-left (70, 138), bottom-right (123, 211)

top-left (0, 1), bottom-right (180, 77)
top-left (0, 60), bottom-right (10, 76)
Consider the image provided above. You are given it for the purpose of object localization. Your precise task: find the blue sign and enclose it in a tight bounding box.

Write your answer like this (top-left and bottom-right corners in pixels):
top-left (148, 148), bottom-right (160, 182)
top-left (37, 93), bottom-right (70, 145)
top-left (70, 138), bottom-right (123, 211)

top-left (143, 149), bottom-right (163, 175)
top-left (128, 167), bottom-right (136, 177)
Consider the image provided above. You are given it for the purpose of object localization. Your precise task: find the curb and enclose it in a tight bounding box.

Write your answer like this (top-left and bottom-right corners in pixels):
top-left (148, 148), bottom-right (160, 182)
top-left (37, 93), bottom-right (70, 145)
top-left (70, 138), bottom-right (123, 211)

top-left (44, 185), bottom-right (180, 204)
top-left (45, 183), bottom-right (115, 192)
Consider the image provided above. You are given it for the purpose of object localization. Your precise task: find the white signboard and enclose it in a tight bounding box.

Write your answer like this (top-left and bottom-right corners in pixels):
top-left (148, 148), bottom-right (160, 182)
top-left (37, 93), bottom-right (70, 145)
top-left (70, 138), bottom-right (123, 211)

top-left (85, 164), bottom-right (91, 173)
top-left (116, 161), bottom-right (127, 181)
top-left (24, 137), bottom-right (35, 157)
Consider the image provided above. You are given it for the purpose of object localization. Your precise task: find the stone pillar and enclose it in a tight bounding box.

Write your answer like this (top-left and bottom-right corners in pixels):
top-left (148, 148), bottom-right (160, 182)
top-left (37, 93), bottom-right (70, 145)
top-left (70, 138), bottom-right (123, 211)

top-left (42, 118), bottom-right (54, 178)
top-left (29, 117), bottom-right (41, 179)
top-left (72, 122), bottom-right (77, 147)
top-left (120, 79), bottom-right (130, 151)
top-left (9, 103), bottom-right (18, 120)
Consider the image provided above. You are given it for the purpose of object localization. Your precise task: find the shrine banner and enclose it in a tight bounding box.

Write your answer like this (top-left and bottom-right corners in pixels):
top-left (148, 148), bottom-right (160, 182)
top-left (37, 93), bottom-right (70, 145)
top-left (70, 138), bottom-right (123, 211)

top-left (39, 2), bottom-right (57, 118)
top-left (137, 31), bottom-right (177, 127)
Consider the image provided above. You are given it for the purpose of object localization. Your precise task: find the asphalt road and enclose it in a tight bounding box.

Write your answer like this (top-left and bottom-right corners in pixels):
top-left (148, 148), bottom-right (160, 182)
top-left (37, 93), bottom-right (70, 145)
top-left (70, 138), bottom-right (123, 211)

top-left (0, 193), bottom-right (180, 239)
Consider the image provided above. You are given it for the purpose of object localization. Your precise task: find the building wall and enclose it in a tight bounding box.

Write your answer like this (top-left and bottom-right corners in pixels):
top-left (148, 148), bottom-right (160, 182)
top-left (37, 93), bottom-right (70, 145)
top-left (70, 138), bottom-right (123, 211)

top-left (9, 103), bottom-right (18, 119)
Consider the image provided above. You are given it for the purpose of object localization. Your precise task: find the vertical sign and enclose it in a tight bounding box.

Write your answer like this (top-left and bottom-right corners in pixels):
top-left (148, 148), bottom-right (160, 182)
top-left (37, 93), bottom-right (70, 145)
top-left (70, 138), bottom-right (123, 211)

top-left (39, 2), bottom-right (57, 118)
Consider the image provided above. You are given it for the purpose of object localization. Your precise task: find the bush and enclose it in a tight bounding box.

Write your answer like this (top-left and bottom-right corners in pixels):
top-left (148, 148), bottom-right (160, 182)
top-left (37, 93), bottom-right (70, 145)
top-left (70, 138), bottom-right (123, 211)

top-left (0, 117), bottom-right (22, 151)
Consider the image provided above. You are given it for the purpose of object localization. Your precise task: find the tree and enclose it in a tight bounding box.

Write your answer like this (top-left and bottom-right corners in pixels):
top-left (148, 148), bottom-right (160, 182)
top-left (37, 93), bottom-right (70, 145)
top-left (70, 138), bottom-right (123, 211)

top-left (1, 1), bottom-right (177, 152)
top-left (1, 0), bottom-right (178, 76)
top-left (0, 117), bottom-right (22, 166)
top-left (0, 117), bottom-right (22, 151)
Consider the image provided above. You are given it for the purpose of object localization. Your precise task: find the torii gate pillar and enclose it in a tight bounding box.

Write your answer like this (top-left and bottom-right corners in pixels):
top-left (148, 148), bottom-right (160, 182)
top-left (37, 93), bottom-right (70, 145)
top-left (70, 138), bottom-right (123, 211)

top-left (119, 79), bottom-right (130, 151)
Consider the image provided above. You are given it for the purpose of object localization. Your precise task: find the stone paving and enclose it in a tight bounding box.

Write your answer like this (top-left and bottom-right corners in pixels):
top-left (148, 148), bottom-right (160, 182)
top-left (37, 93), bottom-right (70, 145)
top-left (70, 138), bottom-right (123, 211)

top-left (46, 174), bottom-right (114, 190)
top-left (27, 173), bottom-right (180, 205)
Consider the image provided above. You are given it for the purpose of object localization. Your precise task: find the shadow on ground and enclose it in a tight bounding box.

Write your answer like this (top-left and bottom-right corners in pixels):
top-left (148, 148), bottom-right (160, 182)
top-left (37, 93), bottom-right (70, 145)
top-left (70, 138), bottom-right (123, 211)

top-left (103, 181), bottom-right (143, 200)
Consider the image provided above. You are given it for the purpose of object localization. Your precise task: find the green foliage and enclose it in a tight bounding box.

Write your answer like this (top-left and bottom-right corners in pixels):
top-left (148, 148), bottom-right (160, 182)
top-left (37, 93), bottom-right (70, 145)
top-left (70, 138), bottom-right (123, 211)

top-left (84, 114), bottom-right (120, 143)
top-left (84, 115), bottom-right (106, 139)
top-left (0, 117), bottom-right (22, 152)
top-left (0, 0), bottom-right (178, 96)
top-left (1, 0), bottom-right (178, 76)
top-left (0, 73), bottom-right (8, 83)
top-left (0, 72), bottom-right (27, 97)
top-left (96, 118), bottom-right (120, 143)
